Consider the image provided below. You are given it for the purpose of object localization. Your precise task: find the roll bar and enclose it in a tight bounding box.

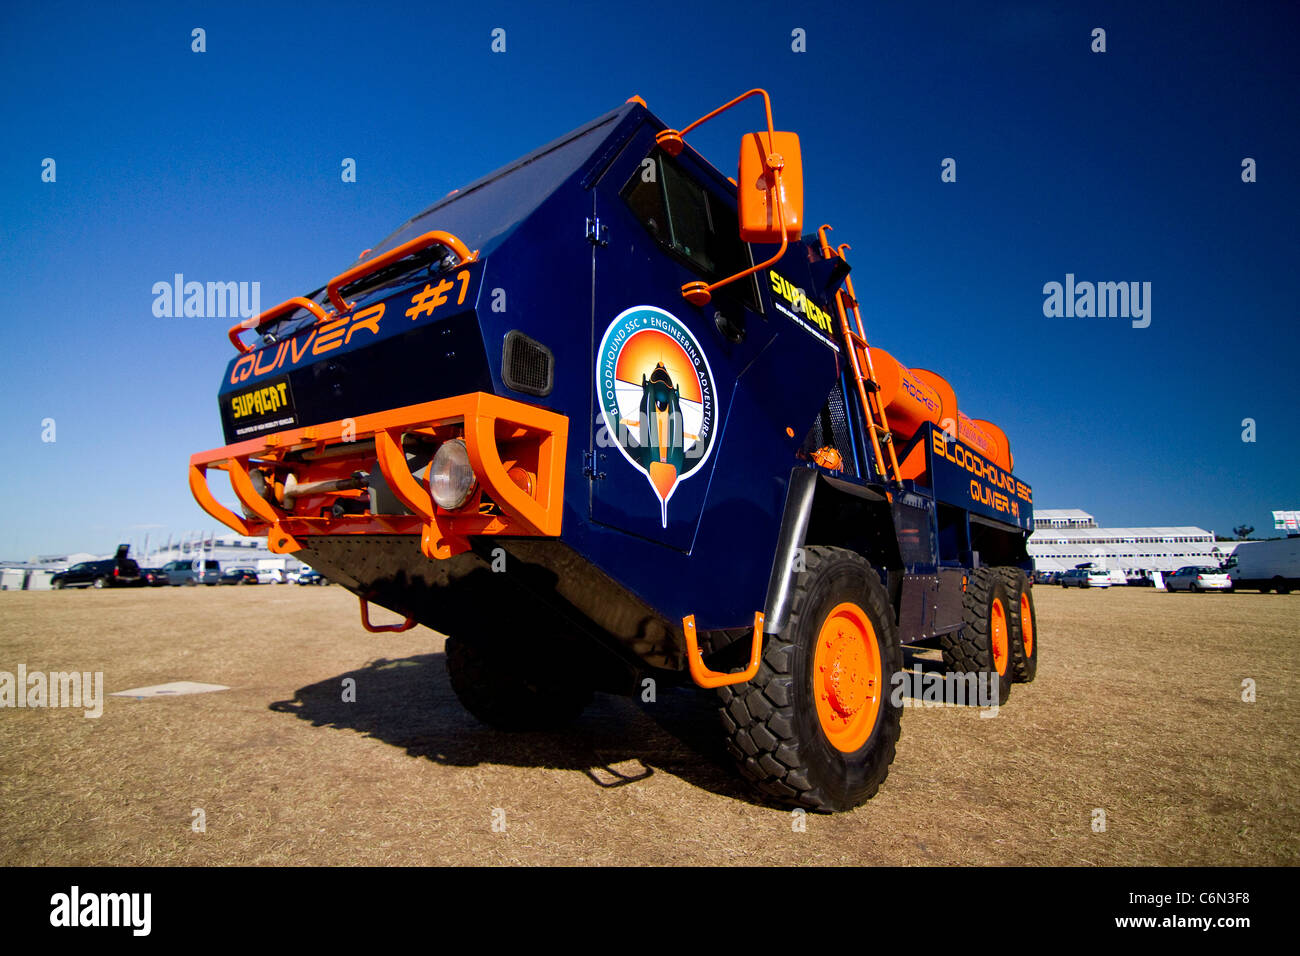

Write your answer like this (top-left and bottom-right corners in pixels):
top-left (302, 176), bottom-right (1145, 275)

top-left (226, 230), bottom-right (478, 353)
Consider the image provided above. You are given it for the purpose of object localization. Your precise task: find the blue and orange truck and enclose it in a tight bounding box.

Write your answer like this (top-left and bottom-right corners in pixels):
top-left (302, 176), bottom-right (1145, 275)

top-left (190, 90), bottom-right (1038, 811)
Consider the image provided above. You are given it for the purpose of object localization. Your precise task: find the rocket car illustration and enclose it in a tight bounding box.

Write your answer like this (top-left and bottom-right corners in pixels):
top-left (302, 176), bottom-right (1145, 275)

top-left (597, 306), bottom-right (717, 527)
top-left (636, 363), bottom-right (687, 503)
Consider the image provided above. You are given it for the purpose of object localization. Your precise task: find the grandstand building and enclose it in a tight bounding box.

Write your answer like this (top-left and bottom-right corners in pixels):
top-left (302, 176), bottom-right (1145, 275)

top-left (146, 533), bottom-right (304, 576)
top-left (4, 534), bottom-right (302, 589)
top-left (1028, 509), bottom-right (1236, 575)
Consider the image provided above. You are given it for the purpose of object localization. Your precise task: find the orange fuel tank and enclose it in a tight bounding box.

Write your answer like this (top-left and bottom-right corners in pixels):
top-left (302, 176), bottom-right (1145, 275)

top-left (869, 348), bottom-right (1013, 473)
top-left (957, 414), bottom-right (1013, 472)
top-left (870, 349), bottom-right (957, 441)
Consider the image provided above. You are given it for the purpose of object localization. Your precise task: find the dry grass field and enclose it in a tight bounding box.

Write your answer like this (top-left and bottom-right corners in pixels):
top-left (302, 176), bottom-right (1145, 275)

top-left (1, 584), bottom-right (1295, 866)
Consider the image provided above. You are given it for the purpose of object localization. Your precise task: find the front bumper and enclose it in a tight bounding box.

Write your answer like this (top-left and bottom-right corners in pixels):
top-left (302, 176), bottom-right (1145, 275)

top-left (189, 392), bottom-right (568, 561)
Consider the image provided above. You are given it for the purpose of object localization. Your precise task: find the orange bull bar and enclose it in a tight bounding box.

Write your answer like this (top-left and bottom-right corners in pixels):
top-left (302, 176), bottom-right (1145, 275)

top-left (189, 392), bottom-right (568, 561)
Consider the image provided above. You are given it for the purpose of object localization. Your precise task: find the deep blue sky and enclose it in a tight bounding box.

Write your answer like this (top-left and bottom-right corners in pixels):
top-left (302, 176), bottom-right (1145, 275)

top-left (1, 0), bottom-right (1296, 558)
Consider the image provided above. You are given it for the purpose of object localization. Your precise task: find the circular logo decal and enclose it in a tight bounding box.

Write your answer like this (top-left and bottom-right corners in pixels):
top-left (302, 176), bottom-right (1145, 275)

top-left (596, 306), bottom-right (717, 527)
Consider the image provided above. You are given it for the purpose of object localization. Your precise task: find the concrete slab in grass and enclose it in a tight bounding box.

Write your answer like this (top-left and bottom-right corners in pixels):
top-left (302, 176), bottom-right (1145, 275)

top-left (111, 681), bottom-right (230, 698)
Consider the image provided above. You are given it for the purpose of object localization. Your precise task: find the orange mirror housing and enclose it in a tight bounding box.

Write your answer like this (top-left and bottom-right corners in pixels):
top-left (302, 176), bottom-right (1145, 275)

top-left (738, 130), bottom-right (803, 243)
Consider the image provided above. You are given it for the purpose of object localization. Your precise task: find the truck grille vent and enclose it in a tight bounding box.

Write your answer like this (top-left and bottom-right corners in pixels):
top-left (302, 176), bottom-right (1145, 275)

top-left (802, 381), bottom-right (859, 478)
top-left (502, 330), bottom-right (554, 397)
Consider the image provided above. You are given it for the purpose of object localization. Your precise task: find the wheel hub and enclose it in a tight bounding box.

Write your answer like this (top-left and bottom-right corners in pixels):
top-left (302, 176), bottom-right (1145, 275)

top-left (991, 598), bottom-right (1008, 674)
top-left (813, 602), bottom-right (883, 753)
top-left (1020, 592), bottom-right (1033, 657)
top-left (822, 631), bottom-right (872, 717)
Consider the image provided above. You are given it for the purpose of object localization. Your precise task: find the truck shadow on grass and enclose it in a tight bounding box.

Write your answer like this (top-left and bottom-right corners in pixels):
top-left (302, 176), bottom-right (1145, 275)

top-left (268, 653), bottom-right (768, 808)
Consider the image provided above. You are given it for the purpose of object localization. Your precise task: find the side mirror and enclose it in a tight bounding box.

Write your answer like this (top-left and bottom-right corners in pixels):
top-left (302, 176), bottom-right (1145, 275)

top-left (737, 130), bottom-right (803, 243)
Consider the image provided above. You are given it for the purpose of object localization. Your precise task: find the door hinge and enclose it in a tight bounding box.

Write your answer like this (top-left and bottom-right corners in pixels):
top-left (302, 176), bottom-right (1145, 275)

top-left (585, 217), bottom-right (608, 247)
top-left (582, 450), bottom-right (606, 480)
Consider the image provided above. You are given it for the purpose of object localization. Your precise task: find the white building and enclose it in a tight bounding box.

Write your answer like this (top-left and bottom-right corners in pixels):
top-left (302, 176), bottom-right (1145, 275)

top-left (0, 562), bottom-right (63, 590)
top-left (27, 535), bottom-right (303, 576)
top-left (146, 533), bottom-right (304, 575)
top-left (2, 535), bottom-right (303, 590)
top-left (1, 553), bottom-right (98, 590)
top-left (1028, 509), bottom-right (1236, 575)
top-left (27, 552), bottom-right (98, 569)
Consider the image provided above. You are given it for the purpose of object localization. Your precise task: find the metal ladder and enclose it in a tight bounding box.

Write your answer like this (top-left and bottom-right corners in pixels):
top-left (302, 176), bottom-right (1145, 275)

top-left (817, 226), bottom-right (901, 485)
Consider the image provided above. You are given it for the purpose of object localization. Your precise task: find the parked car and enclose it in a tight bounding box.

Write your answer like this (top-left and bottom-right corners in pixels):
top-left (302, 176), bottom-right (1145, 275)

top-left (51, 545), bottom-right (143, 589)
top-left (161, 558), bottom-right (222, 586)
top-left (296, 569), bottom-right (328, 586)
top-left (256, 568), bottom-right (286, 584)
top-left (1059, 568), bottom-right (1112, 588)
top-left (139, 567), bottom-right (169, 587)
top-left (1166, 566), bottom-right (1232, 592)
top-left (220, 567), bottom-right (259, 585)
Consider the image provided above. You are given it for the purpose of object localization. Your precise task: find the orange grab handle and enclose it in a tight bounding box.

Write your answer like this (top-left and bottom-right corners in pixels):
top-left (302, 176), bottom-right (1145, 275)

top-left (228, 296), bottom-right (328, 354)
top-left (359, 595), bottom-right (417, 633)
top-left (682, 613), bottom-right (765, 689)
top-left (326, 230), bottom-right (478, 314)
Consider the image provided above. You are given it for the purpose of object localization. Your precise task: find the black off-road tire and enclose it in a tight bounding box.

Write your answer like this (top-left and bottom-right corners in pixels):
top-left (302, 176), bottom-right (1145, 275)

top-left (998, 568), bottom-right (1038, 684)
top-left (716, 546), bottom-right (903, 812)
top-left (938, 567), bottom-right (1013, 706)
top-left (445, 635), bottom-right (592, 731)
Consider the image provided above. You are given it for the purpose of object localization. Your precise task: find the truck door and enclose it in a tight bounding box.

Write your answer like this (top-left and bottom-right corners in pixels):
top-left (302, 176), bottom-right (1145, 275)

top-left (590, 144), bottom-right (773, 551)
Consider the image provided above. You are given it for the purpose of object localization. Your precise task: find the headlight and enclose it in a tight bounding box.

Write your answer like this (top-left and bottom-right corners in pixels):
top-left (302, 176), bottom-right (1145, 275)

top-left (430, 438), bottom-right (476, 510)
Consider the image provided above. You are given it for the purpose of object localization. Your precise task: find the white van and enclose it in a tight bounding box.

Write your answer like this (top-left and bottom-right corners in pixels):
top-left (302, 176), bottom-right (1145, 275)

top-left (1225, 539), bottom-right (1300, 593)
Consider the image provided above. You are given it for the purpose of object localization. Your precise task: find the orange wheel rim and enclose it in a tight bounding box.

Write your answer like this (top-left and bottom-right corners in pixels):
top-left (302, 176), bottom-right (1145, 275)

top-left (991, 598), bottom-right (1009, 676)
top-left (1020, 593), bottom-right (1034, 657)
top-left (813, 602), bottom-right (883, 753)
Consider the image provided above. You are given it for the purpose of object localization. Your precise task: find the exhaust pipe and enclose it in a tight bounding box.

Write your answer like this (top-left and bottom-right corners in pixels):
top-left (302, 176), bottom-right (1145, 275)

top-left (281, 471), bottom-right (368, 507)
